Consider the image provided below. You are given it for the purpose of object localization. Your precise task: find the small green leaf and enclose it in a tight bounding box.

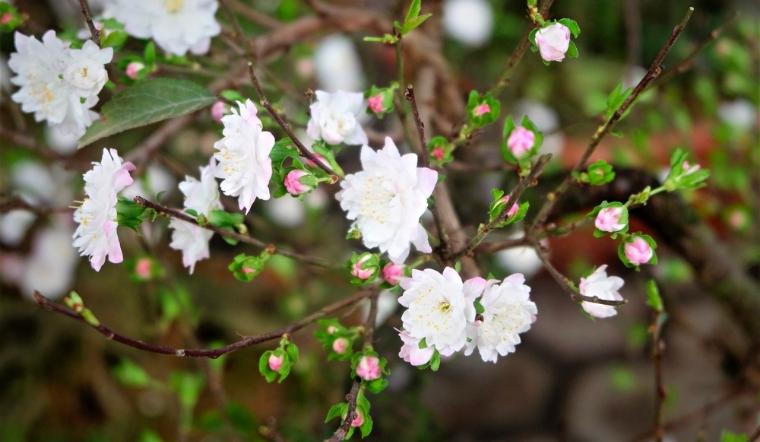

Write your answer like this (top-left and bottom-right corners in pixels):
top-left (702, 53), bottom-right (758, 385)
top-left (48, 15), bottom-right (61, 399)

top-left (207, 209), bottom-right (244, 229)
top-left (646, 279), bottom-right (664, 312)
top-left (143, 42), bottom-right (156, 65)
top-left (79, 78), bottom-right (216, 148)
top-left (566, 40), bottom-right (579, 58)
top-left (558, 18), bottom-right (581, 38)
top-left (113, 359), bottom-right (152, 387)
top-left (325, 402), bottom-right (348, 423)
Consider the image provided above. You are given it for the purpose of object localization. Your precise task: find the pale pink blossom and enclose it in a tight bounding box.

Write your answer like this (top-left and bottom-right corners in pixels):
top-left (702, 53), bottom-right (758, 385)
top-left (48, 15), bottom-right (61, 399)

top-left (535, 22), bottom-right (571, 62)
top-left (595, 207), bottom-right (626, 232)
top-left (624, 237), bottom-right (653, 265)
top-left (268, 353), bottom-right (284, 371)
top-left (382, 262), bottom-right (404, 285)
top-left (125, 62), bottom-right (144, 79)
top-left (356, 355), bottom-right (381, 381)
top-left (367, 94), bottom-right (384, 113)
top-left (210, 100), bottom-right (226, 122)
top-left (284, 170), bottom-right (309, 195)
top-left (398, 330), bottom-right (434, 366)
top-left (332, 337), bottom-right (349, 354)
top-left (507, 126), bottom-right (535, 157)
top-left (473, 103), bottom-right (491, 116)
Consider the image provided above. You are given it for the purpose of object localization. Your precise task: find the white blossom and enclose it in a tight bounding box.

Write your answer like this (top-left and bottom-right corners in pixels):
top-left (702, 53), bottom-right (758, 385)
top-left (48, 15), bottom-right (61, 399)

top-left (72, 149), bottom-right (135, 271)
top-left (9, 31), bottom-right (112, 137)
top-left (336, 137), bottom-right (437, 263)
top-left (398, 330), bottom-right (434, 366)
top-left (398, 267), bottom-right (484, 356)
top-left (579, 265), bottom-right (625, 318)
top-left (169, 159), bottom-right (221, 274)
top-left (213, 99), bottom-right (274, 213)
top-left (102, 0), bottom-right (220, 56)
top-left (307, 90), bottom-right (368, 146)
top-left (464, 274), bottom-right (537, 362)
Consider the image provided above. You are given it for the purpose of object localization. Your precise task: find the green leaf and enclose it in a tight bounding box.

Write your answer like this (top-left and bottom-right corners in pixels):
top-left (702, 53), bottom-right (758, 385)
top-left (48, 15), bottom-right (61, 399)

top-left (720, 431), bottom-right (749, 442)
top-left (325, 402), bottom-right (348, 423)
top-left (566, 41), bottom-right (579, 58)
top-left (101, 30), bottom-right (128, 49)
top-left (116, 197), bottom-right (152, 230)
top-left (169, 371), bottom-right (205, 411)
top-left (138, 430), bottom-right (162, 442)
top-left (79, 78), bottom-right (216, 148)
top-left (645, 279), bottom-right (664, 312)
top-left (558, 18), bottom-right (581, 38)
top-left (143, 42), bottom-right (156, 66)
top-left (113, 359), bottom-right (152, 387)
top-left (207, 209), bottom-right (244, 229)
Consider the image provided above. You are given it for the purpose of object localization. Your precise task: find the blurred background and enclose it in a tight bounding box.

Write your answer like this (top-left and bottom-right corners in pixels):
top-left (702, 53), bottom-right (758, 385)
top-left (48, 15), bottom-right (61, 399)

top-left (1, 0), bottom-right (758, 440)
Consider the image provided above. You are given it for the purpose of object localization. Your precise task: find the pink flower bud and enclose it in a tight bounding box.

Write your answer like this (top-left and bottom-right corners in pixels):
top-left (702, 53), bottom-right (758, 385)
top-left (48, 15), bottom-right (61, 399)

top-left (356, 355), bottom-right (381, 381)
top-left (284, 170), bottom-right (309, 195)
top-left (382, 262), bottom-right (404, 285)
top-left (351, 255), bottom-right (374, 280)
top-left (507, 126), bottom-right (535, 158)
top-left (624, 237), bottom-right (653, 265)
top-left (125, 62), bottom-right (144, 80)
top-left (0, 13), bottom-right (12, 25)
top-left (473, 103), bottom-right (491, 117)
top-left (431, 147), bottom-right (445, 161)
top-left (594, 207), bottom-right (626, 232)
top-left (535, 22), bottom-right (571, 62)
top-left (368, 94), bottom-right (384, 113)
top-left (332, 337), bottom-right (349, 354)
top-left (135, 258), bottom-right (152, 280)
top-left (682, 160), bottom-right (700, 174)
top-left (268, 353), bottom-right (284, 371)
top-left (499, 196), bottom-right (519, 218)
top-left (304, 152), bottom-right (329, 169)
top-left (350, 410), bottom-right (364, 428)
top-left (210, 100), bottom-right (226, 122)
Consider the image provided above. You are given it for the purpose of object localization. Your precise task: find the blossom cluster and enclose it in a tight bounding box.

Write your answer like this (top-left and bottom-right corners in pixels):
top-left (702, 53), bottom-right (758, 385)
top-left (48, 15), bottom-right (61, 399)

top-left (9, 31), bottom-right (112, 138)
top-left (397, 267), bottom-right (538, 364)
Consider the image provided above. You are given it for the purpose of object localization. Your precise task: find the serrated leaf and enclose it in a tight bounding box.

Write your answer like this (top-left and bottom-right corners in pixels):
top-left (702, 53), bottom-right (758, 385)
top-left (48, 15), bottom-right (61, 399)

top-left (79, 78), bottom-right (216, 148)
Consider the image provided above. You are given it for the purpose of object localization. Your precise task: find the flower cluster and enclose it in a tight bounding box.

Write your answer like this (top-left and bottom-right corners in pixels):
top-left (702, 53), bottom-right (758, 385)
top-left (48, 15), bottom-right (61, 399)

top-left (102, 0), bottom-right (220, 55)
top-left (336, 137), bottom-right (438, 264)
top-left (397, 267), bottom-right (537, 365)
top-left (73, 149), bottom-right (135, 271)
top-left (9, 31), bottom-right (112, 137)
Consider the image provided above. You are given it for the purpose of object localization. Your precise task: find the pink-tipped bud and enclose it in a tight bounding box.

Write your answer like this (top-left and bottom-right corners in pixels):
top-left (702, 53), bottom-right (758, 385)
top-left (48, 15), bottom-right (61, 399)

top-left (624, 237), bottom-right (653, 265)
top-left (499, 196), bottom-right (519, 218)
top-left (507, 126), bottom-right (535, 158)
top-left (211, 100), bottom-right (226, 122)
top-left (356, 355), bottom-right (381, 381)
top-left (595, 207), bottom-right (626, 232)
top-left (382, 263), bottom-right (404, 285)
top-left (431, 147), bottom-right (445, 161)
top-left (473, 103), bottom-right (491, 117)
top-left (682, 160), bottom-right (700, 174)
top-left (125, 62), bottom-right (144, 80)
top-left (135, 258), bottom-right (152, 280)
top-left (350, 410), bottom-right (364, 428)
top-left (268, 353), bottom-right (284, 371)
top-left (368, 94), bottom-right (384, 113)
top-left (332, 337), bottom-right (349, 354)
top-left (0, 13), bottom-right (12, 25)
top-left (535, 22), bottom-right (571, 62)
top-left (284, 170), bottom-right (309, 195)
top-left (351, 255), bottom-right (374, 280)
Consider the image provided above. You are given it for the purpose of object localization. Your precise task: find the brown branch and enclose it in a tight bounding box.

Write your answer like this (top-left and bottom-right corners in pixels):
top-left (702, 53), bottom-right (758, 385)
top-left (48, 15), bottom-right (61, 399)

top-left (651, 305), bottom-right (668, 441)
top-left (530, 6), bottom-right (695, 232)
top-left (33, 289), bottom-right (374, 358)
top-left (133, 196), bottom-right (333, 268)
top-left (78, 0), bottom-right (100, 44)
top-left (531, 239), bottom-right (628, 307)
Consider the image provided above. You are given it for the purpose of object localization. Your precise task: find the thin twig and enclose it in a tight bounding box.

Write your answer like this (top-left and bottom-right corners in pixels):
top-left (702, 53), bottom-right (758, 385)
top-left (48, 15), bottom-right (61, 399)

top-left (78, 0), bottom-right (100, 44)
top-left (246, 63), bottom-right (338, 179)
top-left (133, 196), bottom-right (333, 268)
top-left (530, 7), bottom-right (695, 232)
top-left (328, 293), bottom-right (378, 442)
top-left (652, 305), bottom-right (668, 442)
top-left (531, 239), bottom-right (628, 307)
top-left (33, 289), bottom-right (374, 358)
top-left (455, 154), bottom-right (552, 258)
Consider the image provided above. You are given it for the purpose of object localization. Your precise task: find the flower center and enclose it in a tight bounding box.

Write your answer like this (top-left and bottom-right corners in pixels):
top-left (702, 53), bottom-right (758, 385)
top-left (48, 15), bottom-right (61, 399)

top-left (165, 0), bottom-right (185, 13)
top-left (438, 301), bottom-right (451, 313)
